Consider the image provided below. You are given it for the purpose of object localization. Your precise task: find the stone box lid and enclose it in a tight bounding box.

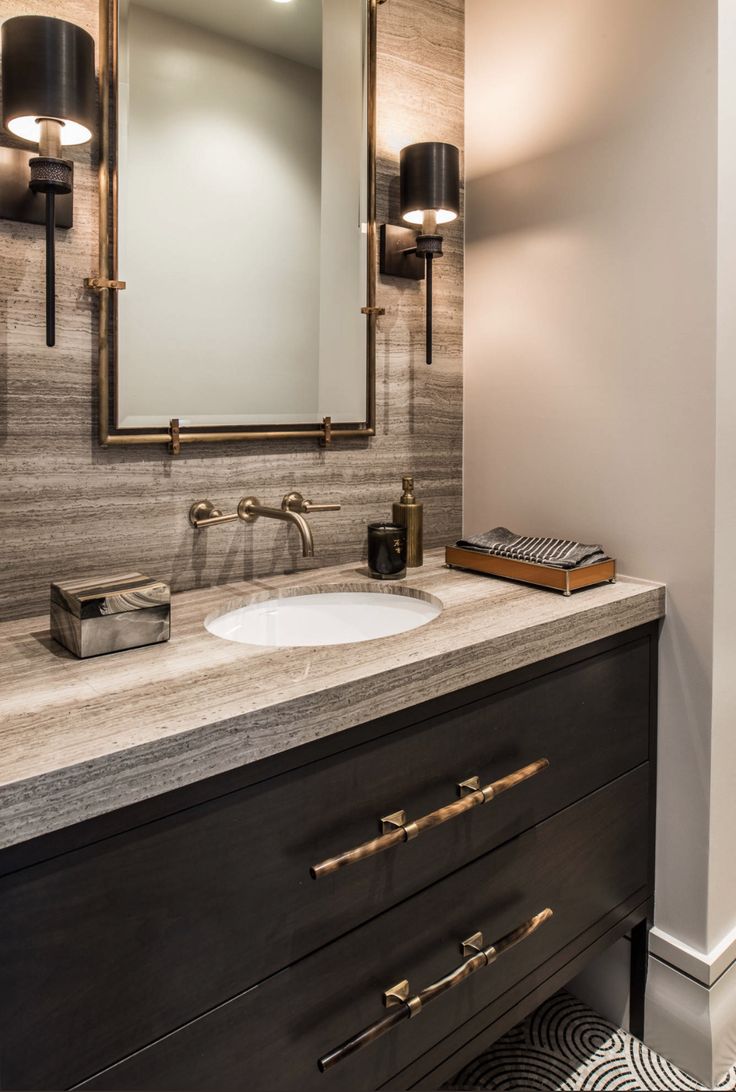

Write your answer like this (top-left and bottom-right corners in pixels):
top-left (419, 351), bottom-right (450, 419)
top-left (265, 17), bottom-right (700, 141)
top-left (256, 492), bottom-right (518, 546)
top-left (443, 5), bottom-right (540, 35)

top-left (50, 573), bottom-right (170, 619)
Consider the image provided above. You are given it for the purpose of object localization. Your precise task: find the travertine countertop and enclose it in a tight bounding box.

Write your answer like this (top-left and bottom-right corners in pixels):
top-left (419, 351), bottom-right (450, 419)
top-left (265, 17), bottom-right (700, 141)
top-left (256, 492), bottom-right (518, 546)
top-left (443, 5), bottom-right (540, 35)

top-left (0, 550), bottom-right (665, 850)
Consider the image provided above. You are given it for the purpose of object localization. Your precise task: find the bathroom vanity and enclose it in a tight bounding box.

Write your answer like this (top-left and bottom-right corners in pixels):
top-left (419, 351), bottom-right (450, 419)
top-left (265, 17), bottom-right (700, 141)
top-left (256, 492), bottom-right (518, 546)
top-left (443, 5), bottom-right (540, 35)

top-left (0, 553), bottom-right (664, 1090)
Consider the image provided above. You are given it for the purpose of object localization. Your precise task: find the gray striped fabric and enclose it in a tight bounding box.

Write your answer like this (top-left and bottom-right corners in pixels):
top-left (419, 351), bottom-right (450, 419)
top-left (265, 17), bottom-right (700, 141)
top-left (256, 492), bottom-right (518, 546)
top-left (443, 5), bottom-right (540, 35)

top-left (457, 527), bottom-right (608, 570)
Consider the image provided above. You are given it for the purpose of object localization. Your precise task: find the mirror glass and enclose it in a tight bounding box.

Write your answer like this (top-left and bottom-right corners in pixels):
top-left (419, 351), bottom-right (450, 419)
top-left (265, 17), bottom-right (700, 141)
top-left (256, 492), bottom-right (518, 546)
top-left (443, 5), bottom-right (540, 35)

top-left (115, 0), bottom-right (368, 430)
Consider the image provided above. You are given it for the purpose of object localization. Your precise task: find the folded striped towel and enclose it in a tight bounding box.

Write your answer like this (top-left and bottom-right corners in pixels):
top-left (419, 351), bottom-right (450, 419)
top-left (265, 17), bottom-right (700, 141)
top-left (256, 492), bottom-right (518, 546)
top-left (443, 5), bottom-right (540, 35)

top-left (457, 527), bottom-right (608, 570)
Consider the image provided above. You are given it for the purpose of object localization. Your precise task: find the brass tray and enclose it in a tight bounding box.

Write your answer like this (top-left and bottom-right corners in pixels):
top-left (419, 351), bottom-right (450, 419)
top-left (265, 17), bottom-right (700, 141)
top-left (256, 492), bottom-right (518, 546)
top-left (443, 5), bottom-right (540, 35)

top-left (445, 546), bottom-right (617, 596)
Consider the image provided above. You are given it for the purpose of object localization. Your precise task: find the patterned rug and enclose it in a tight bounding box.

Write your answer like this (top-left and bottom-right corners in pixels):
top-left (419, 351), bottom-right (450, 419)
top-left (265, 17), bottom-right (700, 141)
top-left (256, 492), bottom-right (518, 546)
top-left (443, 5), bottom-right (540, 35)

top-left (445, 991), bottom-right (736, 1090)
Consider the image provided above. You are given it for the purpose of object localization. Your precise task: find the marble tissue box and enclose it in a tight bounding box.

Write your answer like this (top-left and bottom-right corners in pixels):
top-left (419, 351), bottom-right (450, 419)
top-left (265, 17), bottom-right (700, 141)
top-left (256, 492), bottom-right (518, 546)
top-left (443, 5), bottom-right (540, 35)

top-left (50, 573), bottom-right (171, 658)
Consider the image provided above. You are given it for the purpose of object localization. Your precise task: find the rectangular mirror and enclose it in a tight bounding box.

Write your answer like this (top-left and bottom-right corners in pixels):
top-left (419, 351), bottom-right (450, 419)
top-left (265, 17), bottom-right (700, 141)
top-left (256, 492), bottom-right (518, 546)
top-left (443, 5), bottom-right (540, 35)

top-left (95, 0), bottom-right (378, 448)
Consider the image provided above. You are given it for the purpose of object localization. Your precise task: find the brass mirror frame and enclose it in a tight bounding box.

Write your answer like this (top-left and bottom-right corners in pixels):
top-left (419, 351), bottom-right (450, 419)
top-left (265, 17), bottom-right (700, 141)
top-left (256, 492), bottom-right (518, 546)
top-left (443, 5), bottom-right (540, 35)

top-left (92, 0), bottom-right (382, 452)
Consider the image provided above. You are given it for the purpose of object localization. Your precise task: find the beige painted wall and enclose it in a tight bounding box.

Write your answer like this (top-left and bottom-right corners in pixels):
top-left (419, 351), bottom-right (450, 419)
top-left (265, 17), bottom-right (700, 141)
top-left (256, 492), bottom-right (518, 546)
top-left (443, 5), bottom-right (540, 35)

top-left (465, 0), bottom-right (717, 955)
top-left (709, 0), bottom-right (736, 954)
top-left (466, 1), bottom-right (736, 1079)
top-left (0, 0), bottom-right (464, 620)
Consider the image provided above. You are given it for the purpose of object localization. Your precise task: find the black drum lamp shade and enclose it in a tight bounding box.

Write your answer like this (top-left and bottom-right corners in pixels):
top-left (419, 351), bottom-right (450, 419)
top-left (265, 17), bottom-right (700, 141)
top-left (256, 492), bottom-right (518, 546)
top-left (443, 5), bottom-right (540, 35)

top-left (400, 142), bottom-right (460, 227)
top-left (1, 16), bottom-right (96, 146)
top-left (397, 141), bottom-right (460, 365)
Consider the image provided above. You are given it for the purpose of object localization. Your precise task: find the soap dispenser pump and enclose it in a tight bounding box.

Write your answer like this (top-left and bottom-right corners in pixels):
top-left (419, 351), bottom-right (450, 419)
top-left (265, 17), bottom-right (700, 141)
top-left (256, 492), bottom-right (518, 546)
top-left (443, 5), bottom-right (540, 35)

top-left (392, 475), bottom-right (423, 567)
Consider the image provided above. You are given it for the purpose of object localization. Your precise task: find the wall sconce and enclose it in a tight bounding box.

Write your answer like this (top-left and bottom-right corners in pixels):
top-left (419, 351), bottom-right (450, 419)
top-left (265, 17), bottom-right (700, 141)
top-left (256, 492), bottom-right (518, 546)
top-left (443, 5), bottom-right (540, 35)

top-left (0, 16), bottom-right (96, 347)
top-left (380, 141), bottom-right (460, 365)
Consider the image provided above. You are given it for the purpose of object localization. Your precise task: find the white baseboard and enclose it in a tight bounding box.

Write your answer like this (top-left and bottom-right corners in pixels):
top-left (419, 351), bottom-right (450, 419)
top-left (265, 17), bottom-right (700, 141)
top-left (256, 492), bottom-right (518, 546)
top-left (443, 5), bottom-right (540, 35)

top-left (650, 921), bottom-right (736, 986)
top-left (569, 928), bottom-right (736, 1084)
top-left (646, 953), bottom-right (736, 1086)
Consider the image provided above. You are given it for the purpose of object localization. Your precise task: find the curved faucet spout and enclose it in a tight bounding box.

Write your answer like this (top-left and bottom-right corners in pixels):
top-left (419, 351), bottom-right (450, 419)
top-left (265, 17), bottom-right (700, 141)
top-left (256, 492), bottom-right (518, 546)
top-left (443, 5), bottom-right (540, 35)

top-left (238, 497), bottom-right (315, 558)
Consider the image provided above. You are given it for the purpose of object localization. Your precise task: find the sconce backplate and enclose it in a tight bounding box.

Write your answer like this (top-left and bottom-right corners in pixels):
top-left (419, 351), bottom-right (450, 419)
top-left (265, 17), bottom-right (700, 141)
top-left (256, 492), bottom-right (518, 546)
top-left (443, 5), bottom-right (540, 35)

top-left (0, 146), bottom-right (73, 229)
top-left (379, 224), bottom-right (425, 280)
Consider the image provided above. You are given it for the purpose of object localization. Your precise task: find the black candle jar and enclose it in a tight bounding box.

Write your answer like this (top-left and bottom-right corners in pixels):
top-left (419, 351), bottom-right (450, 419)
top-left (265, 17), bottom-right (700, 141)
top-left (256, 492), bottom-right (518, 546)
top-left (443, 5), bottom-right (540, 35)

top-left (367, 522), bottom-right (407, 580)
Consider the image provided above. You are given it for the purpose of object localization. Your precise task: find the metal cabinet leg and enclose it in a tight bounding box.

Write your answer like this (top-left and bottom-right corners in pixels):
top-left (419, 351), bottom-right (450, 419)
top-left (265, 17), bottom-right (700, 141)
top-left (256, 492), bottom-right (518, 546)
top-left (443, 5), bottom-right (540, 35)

top-left (629, 917), bottom-right (649, 1040)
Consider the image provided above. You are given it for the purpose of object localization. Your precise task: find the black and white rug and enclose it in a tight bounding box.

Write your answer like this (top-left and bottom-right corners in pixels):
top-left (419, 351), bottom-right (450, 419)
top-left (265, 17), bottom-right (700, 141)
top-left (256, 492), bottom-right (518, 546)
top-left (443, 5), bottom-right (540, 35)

top-left (445, 991), bottom-right (736, 1091)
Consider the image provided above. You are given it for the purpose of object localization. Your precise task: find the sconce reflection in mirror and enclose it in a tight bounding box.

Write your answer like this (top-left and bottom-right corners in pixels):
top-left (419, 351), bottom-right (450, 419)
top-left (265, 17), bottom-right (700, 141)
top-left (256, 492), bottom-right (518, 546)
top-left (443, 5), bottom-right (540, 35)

top-left (380, 142), bottom-right (460, 365)
top-left (0, 16), bottom-right (96, 347)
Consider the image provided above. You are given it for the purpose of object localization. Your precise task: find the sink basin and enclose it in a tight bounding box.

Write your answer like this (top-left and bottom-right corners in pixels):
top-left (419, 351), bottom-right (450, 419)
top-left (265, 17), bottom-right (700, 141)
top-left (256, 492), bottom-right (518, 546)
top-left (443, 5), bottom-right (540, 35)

top-left (205, 585), bottom-right (442, 647)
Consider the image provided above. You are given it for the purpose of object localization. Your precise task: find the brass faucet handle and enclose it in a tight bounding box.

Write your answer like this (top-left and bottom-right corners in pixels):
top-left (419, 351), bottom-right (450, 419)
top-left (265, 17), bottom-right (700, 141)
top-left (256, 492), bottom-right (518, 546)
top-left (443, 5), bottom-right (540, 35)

top-left (304, 500), bottom-right (341, 513)
top-left (281, 491), bottom-right (341, 514)
top-left (189, 500), bottom-right (238, 528)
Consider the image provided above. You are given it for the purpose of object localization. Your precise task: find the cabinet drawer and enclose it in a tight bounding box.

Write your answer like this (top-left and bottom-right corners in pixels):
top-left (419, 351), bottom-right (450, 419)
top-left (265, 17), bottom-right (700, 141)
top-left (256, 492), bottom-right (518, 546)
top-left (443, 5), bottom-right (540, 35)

top-left (0, 638), bottom-right (650, 1091)
top-left (80, 766), bottom-right (650, 1091)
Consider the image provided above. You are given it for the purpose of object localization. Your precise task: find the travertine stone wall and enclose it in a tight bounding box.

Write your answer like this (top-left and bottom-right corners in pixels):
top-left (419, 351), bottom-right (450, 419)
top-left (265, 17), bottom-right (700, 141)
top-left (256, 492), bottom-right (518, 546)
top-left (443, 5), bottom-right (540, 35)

top-left (0, 0), bottom-right (464, 619)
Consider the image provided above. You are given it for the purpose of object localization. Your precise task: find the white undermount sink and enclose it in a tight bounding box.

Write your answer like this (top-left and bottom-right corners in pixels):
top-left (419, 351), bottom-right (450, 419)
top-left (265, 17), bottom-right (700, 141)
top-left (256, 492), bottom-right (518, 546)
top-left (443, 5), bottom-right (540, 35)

top-left (205, 586), bottom-right (442, 647)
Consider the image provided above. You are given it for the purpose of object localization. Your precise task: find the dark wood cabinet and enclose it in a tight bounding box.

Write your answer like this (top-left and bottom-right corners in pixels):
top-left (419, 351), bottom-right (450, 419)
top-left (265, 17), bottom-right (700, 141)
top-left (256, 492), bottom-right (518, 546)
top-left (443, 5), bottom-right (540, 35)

top-left (79, 769), bottom-right (649, 1092)
top-left (0, 624), bottom-right (658, 1092)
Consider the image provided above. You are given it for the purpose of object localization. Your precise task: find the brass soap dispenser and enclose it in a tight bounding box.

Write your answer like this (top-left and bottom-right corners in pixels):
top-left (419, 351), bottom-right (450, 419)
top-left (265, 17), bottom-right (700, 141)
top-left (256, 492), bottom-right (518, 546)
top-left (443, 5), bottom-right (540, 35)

top-left (392, 475), bottom-right (423, 567)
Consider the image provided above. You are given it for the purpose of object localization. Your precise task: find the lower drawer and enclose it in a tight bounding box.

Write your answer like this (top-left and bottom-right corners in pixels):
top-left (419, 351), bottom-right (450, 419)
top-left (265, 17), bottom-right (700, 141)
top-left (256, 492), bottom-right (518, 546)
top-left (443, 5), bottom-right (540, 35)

top-left (79, 766), bottom-right (649, 1092)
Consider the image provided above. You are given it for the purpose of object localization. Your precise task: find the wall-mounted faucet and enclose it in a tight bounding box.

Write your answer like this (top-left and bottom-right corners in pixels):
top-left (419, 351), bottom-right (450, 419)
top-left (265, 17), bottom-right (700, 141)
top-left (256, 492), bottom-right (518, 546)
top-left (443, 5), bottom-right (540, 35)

top-left (238, 497), bottom-right (316, 558)
top-left (188, 492), bottom-right (341, 558)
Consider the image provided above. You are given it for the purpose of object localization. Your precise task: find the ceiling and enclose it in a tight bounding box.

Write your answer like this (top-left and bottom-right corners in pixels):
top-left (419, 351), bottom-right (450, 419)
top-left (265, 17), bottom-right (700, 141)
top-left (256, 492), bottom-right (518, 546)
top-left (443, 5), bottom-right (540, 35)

top-left (136, 0), bottom-right (322, 69)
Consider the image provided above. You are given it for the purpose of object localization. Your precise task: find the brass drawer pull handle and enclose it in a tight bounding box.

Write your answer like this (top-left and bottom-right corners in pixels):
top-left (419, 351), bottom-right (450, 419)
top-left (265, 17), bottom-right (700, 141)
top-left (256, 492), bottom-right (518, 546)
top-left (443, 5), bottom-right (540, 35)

top-left (318, 907), bottom-right (554, 1072)
top-left (310, 758), bottom-right (550, 880)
